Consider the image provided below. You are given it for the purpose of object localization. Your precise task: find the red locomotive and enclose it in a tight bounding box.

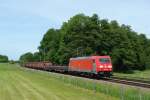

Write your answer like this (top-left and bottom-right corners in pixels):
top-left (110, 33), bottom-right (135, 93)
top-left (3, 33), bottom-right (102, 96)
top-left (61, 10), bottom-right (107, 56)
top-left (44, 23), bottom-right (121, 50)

top-left (24, 56), bottom-right (113, 77)
top-left (69, 56), bottom-right (112, 77)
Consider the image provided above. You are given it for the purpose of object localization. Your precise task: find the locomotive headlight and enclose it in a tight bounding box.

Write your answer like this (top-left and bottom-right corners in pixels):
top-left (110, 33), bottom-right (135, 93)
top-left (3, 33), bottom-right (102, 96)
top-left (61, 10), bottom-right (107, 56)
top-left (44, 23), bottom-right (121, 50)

top-left (108, 65), bottom-right (112, 68)
top-left (99, 65), bottom-right (103, 68)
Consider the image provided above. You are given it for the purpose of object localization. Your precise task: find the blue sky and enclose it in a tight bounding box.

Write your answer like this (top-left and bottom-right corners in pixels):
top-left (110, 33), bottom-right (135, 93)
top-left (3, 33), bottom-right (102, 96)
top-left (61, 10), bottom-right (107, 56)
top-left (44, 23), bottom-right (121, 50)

top-left (0, 0), bottom-right (150, 60)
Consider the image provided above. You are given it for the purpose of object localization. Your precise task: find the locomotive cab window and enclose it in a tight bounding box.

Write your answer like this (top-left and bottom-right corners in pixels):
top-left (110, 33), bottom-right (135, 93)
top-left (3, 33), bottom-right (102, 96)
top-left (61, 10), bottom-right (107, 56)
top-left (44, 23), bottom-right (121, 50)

top-left (99, 58), bottom-right (110, 63)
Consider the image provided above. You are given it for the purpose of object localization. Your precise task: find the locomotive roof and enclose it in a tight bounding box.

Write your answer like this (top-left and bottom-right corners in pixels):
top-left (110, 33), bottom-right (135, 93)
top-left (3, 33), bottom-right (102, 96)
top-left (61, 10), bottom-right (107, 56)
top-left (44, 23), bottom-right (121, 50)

top-left (70, 56), bottom-right (110, 60)
top-left (70, 56), bottom-right (91, 60)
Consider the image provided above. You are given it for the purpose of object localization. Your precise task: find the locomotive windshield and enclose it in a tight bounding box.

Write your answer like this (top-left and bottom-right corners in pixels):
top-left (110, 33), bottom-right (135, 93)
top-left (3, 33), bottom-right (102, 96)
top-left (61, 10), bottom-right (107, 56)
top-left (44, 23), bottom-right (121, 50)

top-left (99, 58), bottom-right (110, 63)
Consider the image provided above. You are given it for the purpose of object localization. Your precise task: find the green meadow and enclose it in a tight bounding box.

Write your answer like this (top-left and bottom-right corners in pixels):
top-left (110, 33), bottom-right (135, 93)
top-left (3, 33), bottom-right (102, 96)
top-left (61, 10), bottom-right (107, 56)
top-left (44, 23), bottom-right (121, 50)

top-left (0, 63), bottom-right (117, 100)
top-left (0, 63), bottom-right (150, 100)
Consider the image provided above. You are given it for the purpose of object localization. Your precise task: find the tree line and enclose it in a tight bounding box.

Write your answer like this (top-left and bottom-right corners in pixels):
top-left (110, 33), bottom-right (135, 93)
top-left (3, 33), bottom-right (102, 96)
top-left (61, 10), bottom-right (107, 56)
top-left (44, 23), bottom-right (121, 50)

top-left (20, 13), bottom-right (150, 72)
top-left (0, 55), bottom-right (8, 63)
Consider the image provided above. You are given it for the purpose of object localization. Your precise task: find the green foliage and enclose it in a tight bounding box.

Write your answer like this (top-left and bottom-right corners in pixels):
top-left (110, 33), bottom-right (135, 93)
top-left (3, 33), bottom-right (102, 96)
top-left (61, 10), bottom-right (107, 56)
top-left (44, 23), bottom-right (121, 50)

top-left (0, 55), bottom-right (8, 63)
top-left (38, 29), bottom-right (60, 64)
top-left (33, 52), bottom-right (42, 62)
top-left (9, 60), bottom-right (15, 64)
top-left (19, 52), bottom-right (42, 64)
top-left (19, 52), bottom-right (34, 64)
top-left (20, 13), bottom-right (150, 72)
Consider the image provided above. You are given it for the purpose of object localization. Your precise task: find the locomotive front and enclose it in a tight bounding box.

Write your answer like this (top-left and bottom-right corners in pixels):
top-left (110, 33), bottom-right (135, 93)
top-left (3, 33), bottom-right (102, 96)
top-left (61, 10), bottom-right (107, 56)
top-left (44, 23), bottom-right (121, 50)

top-left (92, 56), bottom-right (113, 77)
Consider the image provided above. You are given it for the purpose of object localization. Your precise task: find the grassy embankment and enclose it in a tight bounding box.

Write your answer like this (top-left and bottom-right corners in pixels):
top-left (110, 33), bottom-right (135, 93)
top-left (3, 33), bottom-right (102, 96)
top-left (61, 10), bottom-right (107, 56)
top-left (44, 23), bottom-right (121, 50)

top-left (0, 63), bottom-right (150, 100)
top-left (0, 63), bottom-right (117, 100)
top-left (114, 70), bottom-right (150, 80)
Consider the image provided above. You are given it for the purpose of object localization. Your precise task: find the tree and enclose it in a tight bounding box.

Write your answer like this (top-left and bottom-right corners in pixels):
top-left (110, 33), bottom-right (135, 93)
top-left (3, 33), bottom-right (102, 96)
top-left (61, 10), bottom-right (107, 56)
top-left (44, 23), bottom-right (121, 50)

top-left (57, 14), bottom-right (102, 64)
top-left (0, 55), bottom-right (8, 63)
top-left (21, 13), bottom-right (150, 72)
top-left (38, 29), bottom-right (60, 63)
top-left (19, 52), bottom-right (34, 64)
top-left (33, 52), bottom-right (42, 62)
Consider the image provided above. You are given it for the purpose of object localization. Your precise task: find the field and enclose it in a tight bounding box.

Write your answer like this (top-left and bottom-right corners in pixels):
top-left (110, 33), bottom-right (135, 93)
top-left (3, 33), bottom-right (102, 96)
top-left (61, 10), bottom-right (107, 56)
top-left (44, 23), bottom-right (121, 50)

top-left (0, 63), bottom-right (117, 100)
top-left (0, 63), bottom-right (150, 100)
top-left (114, 70), bottom-right (150, 80)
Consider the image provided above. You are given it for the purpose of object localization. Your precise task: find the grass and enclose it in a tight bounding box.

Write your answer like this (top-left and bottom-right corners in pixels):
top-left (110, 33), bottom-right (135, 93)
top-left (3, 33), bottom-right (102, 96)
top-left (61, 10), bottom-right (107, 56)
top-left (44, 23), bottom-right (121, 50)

top-left (47, 71), bottom-right (150, 100)
top-left (0, 63), bottom-right (150, 100)
top-left (114, 70), bottom-right (150, 80)
top-left (0, 63), bottom-right (117, 100)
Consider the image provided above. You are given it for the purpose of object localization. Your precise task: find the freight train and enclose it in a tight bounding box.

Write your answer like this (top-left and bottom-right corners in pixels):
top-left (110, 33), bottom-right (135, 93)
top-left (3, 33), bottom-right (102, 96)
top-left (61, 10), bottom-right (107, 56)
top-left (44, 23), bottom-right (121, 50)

top-left (24, 56), bottom-right (113, 77)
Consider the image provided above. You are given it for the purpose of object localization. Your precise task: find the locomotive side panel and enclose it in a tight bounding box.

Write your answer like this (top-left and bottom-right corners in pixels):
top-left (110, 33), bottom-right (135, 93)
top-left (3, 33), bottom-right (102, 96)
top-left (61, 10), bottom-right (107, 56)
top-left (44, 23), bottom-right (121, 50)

top-left (69, 56), bottom-right (113, 77)
top-left (69, 58), bottom-right (94, 73)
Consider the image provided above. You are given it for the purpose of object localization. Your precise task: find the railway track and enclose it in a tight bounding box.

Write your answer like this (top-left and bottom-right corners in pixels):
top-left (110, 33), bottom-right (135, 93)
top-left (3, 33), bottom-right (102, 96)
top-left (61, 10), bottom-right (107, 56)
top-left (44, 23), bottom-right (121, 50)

top-left (24, 66), bottom-right (150, 89)
top-left (105, 77), bottom-right (150, 88)
top-left (66, 72), bottom-right (150, 88)
top-left (67, 72), bottom-right (150, 88)
top-left (49, 70), bottom-right (150, 89)
top-left (112, 76), bottom-right (150, 83)
top-left (59, 72), bottom-right (150, 89)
